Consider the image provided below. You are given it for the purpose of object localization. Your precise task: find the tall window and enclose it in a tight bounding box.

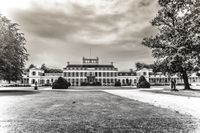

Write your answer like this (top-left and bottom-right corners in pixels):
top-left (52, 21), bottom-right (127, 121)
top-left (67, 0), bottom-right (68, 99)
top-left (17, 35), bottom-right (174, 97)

top-left (76, 72), bottom-right (79, 77)
top-left (103, 72), bottom-right (106, 77)
top-left (32, 79), bottom-right (35, 84)
top-left (108, 73), bottom-right (110, 77)
top-left (64, 72), bottom-right (67, 77)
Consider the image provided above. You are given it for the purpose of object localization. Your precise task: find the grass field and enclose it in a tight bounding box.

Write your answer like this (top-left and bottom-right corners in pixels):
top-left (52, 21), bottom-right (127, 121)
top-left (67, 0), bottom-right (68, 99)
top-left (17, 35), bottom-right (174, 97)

top-left (0, 89), bottom-right (198, 133)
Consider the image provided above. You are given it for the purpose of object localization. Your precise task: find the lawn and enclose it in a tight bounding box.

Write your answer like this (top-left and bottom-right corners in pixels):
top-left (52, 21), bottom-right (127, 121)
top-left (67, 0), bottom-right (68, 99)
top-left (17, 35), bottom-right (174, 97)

top-left (0, 90), bottom-right (198, 133)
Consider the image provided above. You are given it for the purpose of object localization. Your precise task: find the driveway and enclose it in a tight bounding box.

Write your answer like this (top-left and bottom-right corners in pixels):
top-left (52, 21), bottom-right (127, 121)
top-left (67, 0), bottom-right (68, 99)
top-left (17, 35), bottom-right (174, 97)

top-left (104, 88), bottom-right (200, 120)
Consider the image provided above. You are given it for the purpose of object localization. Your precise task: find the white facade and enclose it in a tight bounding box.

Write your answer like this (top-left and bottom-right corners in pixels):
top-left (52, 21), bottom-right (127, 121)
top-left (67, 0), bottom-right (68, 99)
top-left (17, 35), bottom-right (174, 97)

top-left (27, 68), bottom-right (62, 86)
top-left (63, 57), bottom-right (118, 86)
top-left (12, 58), bottom-right (200, 87)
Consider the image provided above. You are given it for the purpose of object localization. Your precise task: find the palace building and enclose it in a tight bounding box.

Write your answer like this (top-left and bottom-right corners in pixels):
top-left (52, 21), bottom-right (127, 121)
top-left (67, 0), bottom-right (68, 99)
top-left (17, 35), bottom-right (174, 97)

top-left (63, 57), bottom-right (118, 86)
top-left (2, 57), bottom-right (200, 87)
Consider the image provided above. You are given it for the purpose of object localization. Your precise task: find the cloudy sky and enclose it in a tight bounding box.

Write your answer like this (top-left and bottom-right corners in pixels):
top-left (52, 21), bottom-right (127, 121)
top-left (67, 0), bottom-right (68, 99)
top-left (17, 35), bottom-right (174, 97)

top-left (0, 0), bottom-right (159, 70)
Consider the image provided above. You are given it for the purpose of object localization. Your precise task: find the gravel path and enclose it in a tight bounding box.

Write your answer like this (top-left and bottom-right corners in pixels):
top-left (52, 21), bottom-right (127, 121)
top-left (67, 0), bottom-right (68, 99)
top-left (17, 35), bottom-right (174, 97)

top-left (104, 89), bottom-right (200, 120)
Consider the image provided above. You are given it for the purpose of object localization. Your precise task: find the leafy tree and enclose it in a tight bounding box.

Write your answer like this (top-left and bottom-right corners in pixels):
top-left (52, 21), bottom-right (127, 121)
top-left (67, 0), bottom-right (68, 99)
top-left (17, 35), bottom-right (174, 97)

top-left (142, 0), bottom-right (200, 90)
top-left (40, 64), bottom-right (63, 73)
top-left (135, 62), bottom-right (154, 70)
top-left (28, 64), bottom-right (36, 69)
top-left (40, 64), bottom-right (48, 72)
top-left (0, 15), bottom-right (28, 83)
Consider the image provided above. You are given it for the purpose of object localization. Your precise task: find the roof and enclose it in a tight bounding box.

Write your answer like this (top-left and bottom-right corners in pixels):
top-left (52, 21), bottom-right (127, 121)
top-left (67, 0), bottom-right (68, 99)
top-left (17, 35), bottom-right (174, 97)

top-left (44, 73), bottom-right (62, 76)
top-left (30, 67), bottom-right (43, 71)
top-left (64, 64), bottom-right (116, 69)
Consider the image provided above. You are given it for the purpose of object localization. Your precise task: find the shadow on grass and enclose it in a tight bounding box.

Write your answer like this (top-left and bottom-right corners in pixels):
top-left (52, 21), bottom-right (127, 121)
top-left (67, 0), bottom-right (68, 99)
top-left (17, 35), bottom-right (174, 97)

top-left (0, 90), bottom-right (40, 96)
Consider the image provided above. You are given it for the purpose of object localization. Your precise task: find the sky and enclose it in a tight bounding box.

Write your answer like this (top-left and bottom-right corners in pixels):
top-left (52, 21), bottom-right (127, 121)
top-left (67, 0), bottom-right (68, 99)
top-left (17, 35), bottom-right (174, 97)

top-left (0, 0), bottom-right (159, 71)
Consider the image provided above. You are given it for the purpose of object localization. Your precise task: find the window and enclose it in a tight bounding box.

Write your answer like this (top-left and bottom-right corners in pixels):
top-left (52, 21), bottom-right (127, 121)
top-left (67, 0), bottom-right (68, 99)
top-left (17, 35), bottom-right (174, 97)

top-left (32, 71), bottom-right (36, 76)
top-left (111, 79), bottom-right (113, 83)
top-left (46, 79), bottom-right (50, 84)
top-left (99, 72), bottom-right (101, 77)
top-left (107, 72), bottom-right (109, 77)
top-left (111, 73), bottom-right (113, 77)
top-left (143, 72), bottom-right (147, 76)
top-left (91, 72), bottom-right (93, 76)
top-left (103, 72), bottom-right (106, 77)
top-left (76, 72), bottom-right (79, 77)
top-left (32, 79), bottom-right (35, 84)
top-left (64, 72), bottom-right (67, 77)
top-left (68, 72), bottom-right (71, 77)
top-left (80, 72), bottom-right (83, 77)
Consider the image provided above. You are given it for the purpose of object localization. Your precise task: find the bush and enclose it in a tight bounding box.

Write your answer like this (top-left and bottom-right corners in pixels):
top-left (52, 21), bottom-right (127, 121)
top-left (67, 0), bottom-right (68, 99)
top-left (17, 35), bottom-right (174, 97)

top-left (52, 77), bottom-right (69, 89)
top-left (43, 83), bottom-right (51, 87)
top-left (5, 84), bottom-right (31, 87)
top-left (80, 82), bottom-right (102, 86)
top-left (137, 76), bottom-right (150, 88)
top-left (114, 80), bottom-right (121, 87)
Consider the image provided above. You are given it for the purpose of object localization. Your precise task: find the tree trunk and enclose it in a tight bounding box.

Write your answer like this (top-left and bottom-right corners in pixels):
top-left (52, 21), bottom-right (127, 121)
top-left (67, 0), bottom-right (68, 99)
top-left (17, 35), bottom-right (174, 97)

top-left (182, 70), bottom-right (191, 90)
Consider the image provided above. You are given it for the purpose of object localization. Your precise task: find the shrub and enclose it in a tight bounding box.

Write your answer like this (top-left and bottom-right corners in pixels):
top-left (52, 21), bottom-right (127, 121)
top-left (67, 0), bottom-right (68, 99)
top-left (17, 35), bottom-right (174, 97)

top-left (137, 76), bottom-right (150, 88)
top-left (114, 80), bottom-right (121, 87)
top-left (80, 82), bottom-right (102, 86)
top-left (52, 77), bottom-right (69, 89)
top-left (43, 83), bottom-right (51, 86)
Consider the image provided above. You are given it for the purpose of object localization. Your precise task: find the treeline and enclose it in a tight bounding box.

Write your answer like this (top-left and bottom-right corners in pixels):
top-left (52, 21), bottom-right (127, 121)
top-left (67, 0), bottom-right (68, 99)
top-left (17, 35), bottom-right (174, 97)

top-left (135, 62), bottom-right (154, 70)
top-left (27, 64), bottom-right (63, 73)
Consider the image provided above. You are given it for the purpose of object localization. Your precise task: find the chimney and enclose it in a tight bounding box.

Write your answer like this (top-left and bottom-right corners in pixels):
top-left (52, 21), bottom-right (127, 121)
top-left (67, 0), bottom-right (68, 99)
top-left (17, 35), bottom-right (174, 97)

top-left (111, 62), bottom-right (113, 65)
top-left (67, 62), bottom-right (70, 65)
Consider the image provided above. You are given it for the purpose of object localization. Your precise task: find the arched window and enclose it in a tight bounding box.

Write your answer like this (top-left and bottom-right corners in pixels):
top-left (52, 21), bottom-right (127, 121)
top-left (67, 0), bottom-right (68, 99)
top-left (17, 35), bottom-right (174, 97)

top-left (32, 71), bottom-right (36, 76)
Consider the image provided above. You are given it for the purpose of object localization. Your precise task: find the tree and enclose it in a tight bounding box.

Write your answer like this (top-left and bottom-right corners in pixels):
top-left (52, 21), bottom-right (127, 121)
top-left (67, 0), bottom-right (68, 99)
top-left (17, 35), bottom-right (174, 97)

top-left (28, 64), bottom-right (36, 69)
top-left (40, 64), bottom-right (48, 72)
top-left (142, 0), bottom-right (200, 90)
top-left (137, 76), bottom-right (150, 88)
top-left (40, 64), bottom-right (63, 73)
top-left (0, 15), bottom-right (28, 83)
top-left (52, 77), bottom-right (69, 89)
top-left (135, 62), bottom-right (154, 70)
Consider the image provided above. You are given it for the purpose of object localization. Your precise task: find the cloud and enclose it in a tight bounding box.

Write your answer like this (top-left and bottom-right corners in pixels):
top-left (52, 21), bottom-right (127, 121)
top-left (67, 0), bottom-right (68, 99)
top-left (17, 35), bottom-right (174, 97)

top-left (6, 0), bottom-right (159, 70)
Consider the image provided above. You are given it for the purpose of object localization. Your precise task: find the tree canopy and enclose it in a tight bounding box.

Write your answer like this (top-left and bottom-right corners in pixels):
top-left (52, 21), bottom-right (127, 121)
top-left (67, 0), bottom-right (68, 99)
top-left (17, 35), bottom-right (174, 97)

top-left (142, 0), bottom-right (200, 89)
top-left (0, 15), bottom-right (28, 82)
top-left (40, 64), bottom-right (63, 73)
top-left (135, 62), bottom-right (154, 70)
